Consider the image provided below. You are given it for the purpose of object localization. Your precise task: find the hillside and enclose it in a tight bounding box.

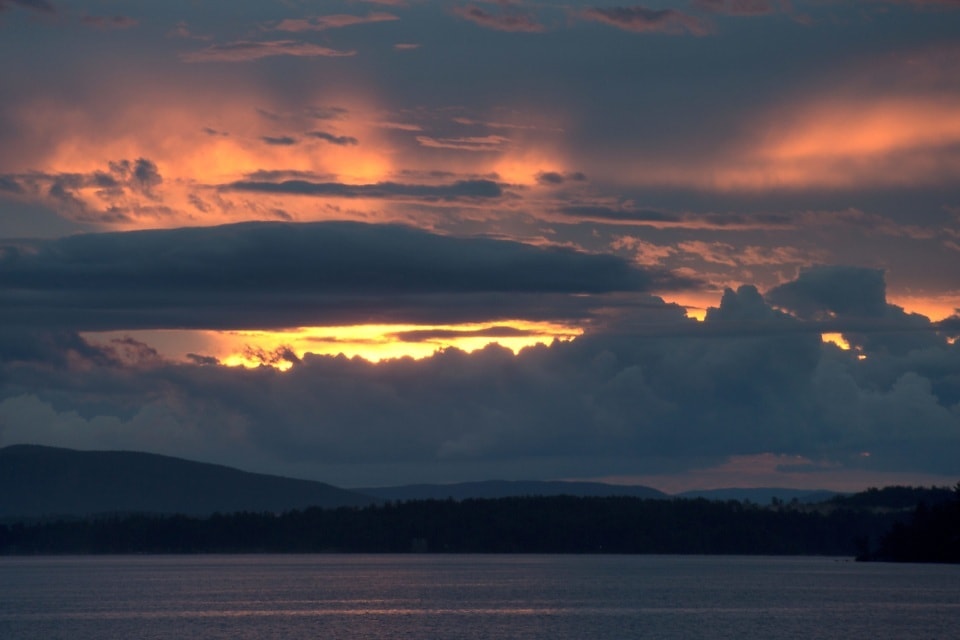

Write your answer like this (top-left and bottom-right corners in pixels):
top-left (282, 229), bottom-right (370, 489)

top-left (0, 445), bottom-right (377, 518)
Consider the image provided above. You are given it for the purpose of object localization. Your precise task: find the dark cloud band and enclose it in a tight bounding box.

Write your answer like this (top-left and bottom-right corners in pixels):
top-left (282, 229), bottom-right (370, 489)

top-left (0, 221), bottom-right (694, 330)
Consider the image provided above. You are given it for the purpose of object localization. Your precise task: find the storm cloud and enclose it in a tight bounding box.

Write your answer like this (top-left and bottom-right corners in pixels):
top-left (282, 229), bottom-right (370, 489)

top-left (227, 178), bottom-right (505, 200)
top-left (0, 221), bottom-right (694, 330)
top-left (1, 0), bottom-right (958, 491)
top-left (1, 267), bottom-right (955, 487)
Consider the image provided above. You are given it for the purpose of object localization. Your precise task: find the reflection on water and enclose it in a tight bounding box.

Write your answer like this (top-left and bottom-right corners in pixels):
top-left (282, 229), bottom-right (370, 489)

top-left (1, 555), bottom-right (958, 639)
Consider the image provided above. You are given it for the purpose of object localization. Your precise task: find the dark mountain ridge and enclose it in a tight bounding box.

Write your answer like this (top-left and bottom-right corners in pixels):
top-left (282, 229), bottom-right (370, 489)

top-left (357, 480), bottom-right (667, 502)
top-left (0, 444), bottom-right (377, 518)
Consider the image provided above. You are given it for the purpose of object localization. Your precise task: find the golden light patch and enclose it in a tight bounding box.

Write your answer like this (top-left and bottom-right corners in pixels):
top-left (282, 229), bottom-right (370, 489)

top-left (491, 151), bottom-right (568, 186)
top-left (86, 321), bottom-right (583, 370)
top-left (9, 86), bottom-right (401, 229)
top-left (582, 453), bottom-right (960, 494)
top-left (820, 333), bottom-right (851, 350)
top-left (596, 92), bottom-right (960, 192)
top-left (661, 292), bottom-right (720, 322)
top-left (887, 293), bottom-right (960, 322)
top-left (764, 98), bottom-right (960, 161)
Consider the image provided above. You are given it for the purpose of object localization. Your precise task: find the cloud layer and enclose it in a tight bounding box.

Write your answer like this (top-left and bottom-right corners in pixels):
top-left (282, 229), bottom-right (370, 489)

top-left (0, 222), bottom-right (693, 330)
top-left (1, 0), bottom-right (958, 490)
top-left (1, 254), bottom-right (957, 486)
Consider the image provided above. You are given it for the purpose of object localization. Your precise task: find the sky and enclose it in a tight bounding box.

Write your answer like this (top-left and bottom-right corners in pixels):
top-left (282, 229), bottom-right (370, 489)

top-left (1, 0), bottom-right (959, 493)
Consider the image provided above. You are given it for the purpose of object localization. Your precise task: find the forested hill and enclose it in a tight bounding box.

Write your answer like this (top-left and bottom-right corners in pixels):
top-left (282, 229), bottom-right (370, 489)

top-left (3, 489), bottom-right (955, 557)
top-left (0, 445), bottom-right (377, 518)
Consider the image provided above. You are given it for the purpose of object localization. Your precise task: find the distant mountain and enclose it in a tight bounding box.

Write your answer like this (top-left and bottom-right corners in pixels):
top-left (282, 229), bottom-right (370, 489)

top-left (0, 445), bottom-right (377, 519)
top-left (677, 488), bottom-right (845, 504)
top-left (356, 480), bottom-right (667, 502)
top-left (826, 485), bottom-right (957, 510)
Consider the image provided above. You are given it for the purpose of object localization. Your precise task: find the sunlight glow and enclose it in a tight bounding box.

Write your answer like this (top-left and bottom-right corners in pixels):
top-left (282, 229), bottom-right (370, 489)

top-left (821, 333), bottom-right (851, 350)
top-left (87, 321), bottom-right (583, 370)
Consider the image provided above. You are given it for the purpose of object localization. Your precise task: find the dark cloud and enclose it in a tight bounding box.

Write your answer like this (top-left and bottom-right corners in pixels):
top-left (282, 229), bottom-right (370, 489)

top-left (537, 171), bottom-right (564, 185)
top-left (242, 169), bottom-right (336, 182)
top-left (181, 41), bottom-right (356, 63)
top-left (693, 0), bottom-right (776, 16)
top-left (452, 4), bottom-right (545, 32)
top-left (579, 6), bottom-right (710, 35)
top-left (306, 131), bottom-right (359, 146)
top-left (0, 221), bottom-right (689, 331)
top-left (765, 266), bottom-right (946, 356)
top-left (2, 270), bottom-right (955, 486)
top-left (0, 176), bottom-right (23, 194)
top-left (766, 266), bottom-right (888, 320)
top-left (0, 158), bottom-right (163, 222)
top-left (227, 178), bottom-right (504, 200)
top-left (80, 15), bottom-right (138, 29)
top-left (0, 0), bottom-right (54, 13)
top-left (536, 171), bottom-right (587, 185)
top-left (557, 205), bottom-right (681, 224)
top-left (873, 0), bottom-right (960, 8)
top-left (306, 106), bottom-right (349, 120)
top-left (261, 135), bottom-right (298, 146)
top-left (269, 12), bottom-right (399, 32)
top-left (937, 314), bottom-right (960, 335)
top-left (129, 159), bottom-right (162, 192)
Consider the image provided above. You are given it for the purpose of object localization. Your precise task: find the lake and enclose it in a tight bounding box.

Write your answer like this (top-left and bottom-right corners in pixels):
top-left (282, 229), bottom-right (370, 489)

top-left (1, 555), bottom-right (957, 639)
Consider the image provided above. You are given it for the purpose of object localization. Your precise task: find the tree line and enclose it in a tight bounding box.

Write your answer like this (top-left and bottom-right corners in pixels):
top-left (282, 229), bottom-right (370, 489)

top-left (2, 492), bottom-right (943, 558)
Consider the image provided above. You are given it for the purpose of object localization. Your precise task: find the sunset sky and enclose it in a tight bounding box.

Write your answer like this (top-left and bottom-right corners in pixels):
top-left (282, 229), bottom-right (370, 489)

top-left (1, 0), bottom-right (959, 492)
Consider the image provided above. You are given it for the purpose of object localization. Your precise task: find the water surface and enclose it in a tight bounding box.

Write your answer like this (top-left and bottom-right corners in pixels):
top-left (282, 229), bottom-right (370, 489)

top-left (1, 555), bottom-right (957, 639)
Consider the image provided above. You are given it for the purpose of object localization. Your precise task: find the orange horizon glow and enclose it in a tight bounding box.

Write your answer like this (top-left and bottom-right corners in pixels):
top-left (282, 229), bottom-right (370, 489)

top-left (85, 321), bottom-right (584, 370)
top-left (580, 453), bottom-right (960, 494)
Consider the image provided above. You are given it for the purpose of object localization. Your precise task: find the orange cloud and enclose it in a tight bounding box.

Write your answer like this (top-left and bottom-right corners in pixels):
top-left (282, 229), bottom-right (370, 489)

top-left (86, 321), bottom-right (583, 369)
top-left (588, 452), bottom-right (959, 493)
top-left (591, 44), bottom-right (960, 192)
top-left (1, 81), bottom-right (410, 228)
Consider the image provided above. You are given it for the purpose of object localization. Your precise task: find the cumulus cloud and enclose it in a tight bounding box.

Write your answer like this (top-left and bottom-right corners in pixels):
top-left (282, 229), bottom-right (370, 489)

top-left (766, 265), bottom-right (946, 356)
top-left (766, 266), bottom-right (888, 319)
top-left (1, 267), bottom-right (955, 486)
top-left (181, 40), bottom-right (356, 62)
